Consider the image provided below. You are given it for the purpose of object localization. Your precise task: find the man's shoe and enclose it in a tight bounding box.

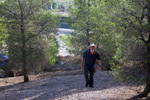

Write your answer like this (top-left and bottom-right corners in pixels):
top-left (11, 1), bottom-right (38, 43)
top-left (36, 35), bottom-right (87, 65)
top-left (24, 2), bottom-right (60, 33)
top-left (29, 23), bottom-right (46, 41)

top-left (89, 85), bottom-right (94, 88)
top-left (85, 83), bottom-right (88, 87)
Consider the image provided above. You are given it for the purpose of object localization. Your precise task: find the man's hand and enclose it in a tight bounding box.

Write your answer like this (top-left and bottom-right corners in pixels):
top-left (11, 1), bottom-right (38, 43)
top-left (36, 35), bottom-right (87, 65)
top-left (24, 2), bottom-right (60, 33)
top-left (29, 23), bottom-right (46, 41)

top-left (81, 65), bottom-right (84, 69)
top-left (99, 67), bottom-right (102, 71)
top-left (98, 60), bottom-right (102, 71)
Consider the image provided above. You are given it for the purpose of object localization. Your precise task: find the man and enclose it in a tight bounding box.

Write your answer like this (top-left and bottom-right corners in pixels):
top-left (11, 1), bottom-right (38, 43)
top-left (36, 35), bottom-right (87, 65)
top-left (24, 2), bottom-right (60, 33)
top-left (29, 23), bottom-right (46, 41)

top-left (81, 44), bottom-right (102, 88)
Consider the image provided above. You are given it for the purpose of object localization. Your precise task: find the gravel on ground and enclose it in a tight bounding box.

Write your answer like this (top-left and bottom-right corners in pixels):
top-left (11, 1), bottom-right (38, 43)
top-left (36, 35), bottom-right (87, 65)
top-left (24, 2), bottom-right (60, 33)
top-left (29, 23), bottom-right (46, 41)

top-left (0, 71), bottom-right (141, 100)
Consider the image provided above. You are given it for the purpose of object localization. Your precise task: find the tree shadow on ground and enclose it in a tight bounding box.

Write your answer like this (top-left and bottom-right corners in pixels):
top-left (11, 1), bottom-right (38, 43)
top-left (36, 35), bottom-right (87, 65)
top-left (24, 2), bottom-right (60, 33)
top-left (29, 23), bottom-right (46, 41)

top-left (0, 71), bottom-right (141, 100)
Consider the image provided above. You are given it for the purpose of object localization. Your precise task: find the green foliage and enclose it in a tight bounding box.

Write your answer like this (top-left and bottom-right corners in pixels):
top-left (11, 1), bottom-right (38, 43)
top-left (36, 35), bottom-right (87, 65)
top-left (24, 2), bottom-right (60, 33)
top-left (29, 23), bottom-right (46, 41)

top-left (67, 0), bottom-right (150, 87)
top-left (61, 35), bottom-right (72, 46)
top-left (108, 0), bottom-right (150, 85)
top-left (45, 37), bottom-right (59, 65)
top-left (0, 18), bottom-right (7, 47)
top-left (67, 0), bottom-right (125, 64)
top-left (0, 0), bottom-right (60, 77)
top-left (49, 0), bottom-right (72, 10)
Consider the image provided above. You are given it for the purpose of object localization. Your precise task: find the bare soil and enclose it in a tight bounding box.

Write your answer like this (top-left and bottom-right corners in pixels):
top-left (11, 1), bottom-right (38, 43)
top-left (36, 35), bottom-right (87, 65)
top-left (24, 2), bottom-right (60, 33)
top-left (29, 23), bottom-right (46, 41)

top-left (0, 69), bottom-right (146, 100)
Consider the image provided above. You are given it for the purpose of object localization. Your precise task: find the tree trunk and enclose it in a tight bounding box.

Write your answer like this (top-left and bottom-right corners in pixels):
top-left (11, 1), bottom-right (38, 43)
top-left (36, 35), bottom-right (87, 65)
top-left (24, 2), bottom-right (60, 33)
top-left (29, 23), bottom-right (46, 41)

top-left (86, 28), bottom-right (90, 46)
top-left (86, 0), bottom-right (90, 46)
top-left (22, 44), bottom-right (29, 82)
top-left (129, 45), bottom-right (150, 99)
top-left (129, 73), bottom-right (150, 100)
top-left (135, 1), bottom-right (150, 98)
top-left (18, 0), bottom-right (29, 82)
top-left (21, 20), bottom-right (29, 82)
top-left (21, 28), bottom-right (29, 82)
top-left (129, 2), bottom-right (150, 100)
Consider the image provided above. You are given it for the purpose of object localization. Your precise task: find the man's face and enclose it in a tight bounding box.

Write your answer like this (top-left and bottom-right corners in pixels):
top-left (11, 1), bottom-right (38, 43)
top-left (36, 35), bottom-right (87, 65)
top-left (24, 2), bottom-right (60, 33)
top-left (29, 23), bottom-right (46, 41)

top-left (90, 46), bottom-right (95, 53)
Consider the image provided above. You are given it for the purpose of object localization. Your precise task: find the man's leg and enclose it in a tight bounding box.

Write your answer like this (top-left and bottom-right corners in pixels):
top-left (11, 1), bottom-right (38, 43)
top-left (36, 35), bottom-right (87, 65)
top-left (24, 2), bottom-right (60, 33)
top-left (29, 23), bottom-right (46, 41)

top-left (89, 68), bottom-right (94, 88)
top-left (84, 67), bottom-right (89, 87)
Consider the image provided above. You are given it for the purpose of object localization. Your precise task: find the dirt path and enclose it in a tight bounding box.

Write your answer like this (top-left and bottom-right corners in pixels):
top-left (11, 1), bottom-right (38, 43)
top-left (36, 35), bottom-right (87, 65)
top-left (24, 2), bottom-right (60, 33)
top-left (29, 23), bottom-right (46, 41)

top-left (0, 71), bottom-right (140, 100)
top-left (56, 28), bottom-right (74, 57)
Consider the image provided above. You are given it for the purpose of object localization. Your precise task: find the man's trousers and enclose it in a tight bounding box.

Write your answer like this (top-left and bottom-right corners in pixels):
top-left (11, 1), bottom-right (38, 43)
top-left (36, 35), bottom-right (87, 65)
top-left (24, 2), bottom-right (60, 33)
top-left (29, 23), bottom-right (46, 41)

top-left (84, 67), bottom-right (94, 86)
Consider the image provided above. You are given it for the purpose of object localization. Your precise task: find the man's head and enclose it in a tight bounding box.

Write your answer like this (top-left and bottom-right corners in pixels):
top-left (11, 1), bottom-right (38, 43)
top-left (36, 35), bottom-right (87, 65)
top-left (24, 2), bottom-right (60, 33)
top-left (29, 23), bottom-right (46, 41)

top-left (89, 44), bottom-right (96, 53)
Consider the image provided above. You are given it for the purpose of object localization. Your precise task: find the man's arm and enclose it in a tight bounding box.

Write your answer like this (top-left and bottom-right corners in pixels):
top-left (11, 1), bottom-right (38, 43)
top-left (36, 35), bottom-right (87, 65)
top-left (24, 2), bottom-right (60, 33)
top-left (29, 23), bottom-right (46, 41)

top-left (98, 60), bottom-right (102, 71)
top-left (81, 57), bottom-right (85, 69)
